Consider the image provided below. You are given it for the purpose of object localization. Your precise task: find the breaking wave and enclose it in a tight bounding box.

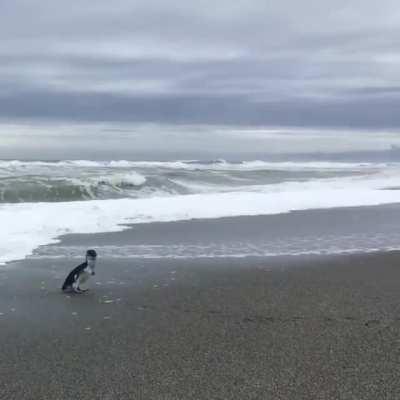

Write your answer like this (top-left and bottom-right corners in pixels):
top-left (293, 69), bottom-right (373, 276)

top-left (2, 158), bottom-right (400, 264)
top-left (0, 158), bottom-right (387, 170)
top-left (0, 159), bottom-right (388, 203)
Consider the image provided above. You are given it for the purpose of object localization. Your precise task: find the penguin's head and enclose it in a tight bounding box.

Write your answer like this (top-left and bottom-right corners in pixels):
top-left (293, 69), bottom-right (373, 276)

top-left (86, 249), bottom-right (97, 275)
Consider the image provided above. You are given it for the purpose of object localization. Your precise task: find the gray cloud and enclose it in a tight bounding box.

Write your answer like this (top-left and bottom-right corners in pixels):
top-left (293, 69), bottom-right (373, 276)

top-left (1, 87), bottom-right (400, 130)
top-left (0, 0), bottom-right (400, 131)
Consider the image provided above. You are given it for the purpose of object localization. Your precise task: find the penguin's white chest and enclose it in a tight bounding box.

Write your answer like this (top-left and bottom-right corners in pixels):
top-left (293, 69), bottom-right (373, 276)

top-left (78, 271), bottom-right (90, 285)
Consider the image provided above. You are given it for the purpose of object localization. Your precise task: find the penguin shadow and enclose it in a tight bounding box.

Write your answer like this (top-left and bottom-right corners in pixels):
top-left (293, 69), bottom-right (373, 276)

top-left (36, 276), bottom-right (97, 301)
top-left (61, 289), bottom-right (95, 298)
top-left (39, 286), bottom-right (96, 302)
top-left (59, 285), bottom-right (121, 308)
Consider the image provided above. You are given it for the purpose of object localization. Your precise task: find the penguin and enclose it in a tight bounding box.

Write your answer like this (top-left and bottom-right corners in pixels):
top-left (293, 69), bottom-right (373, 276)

top-left (61, 249), bottom-right (97, 293)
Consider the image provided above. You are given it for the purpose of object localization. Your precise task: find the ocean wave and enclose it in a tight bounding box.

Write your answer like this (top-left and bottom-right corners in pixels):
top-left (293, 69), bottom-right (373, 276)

top-left (0, 159), bottom-right (393, 171)
top-left (2, 158), bottom-right (400, 264)
top-left (0, 158), bottom-right (390, 203)
top-left (0, 172), bottom-right (152, 202)
top-left (94, 172), bottom-right (146, 187)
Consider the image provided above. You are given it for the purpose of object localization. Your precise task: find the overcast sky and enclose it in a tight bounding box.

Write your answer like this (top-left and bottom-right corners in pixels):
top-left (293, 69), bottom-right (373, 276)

top-left (1, 0), bottom-right (400, 157)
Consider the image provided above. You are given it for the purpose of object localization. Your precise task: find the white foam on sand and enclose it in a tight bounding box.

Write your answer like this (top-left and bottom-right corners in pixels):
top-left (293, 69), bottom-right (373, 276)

top-left (2, 169), bottom-right (400, 264)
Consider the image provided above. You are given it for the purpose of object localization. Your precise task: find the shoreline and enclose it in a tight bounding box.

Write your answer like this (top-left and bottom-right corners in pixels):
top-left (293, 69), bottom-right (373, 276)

top-left (23, 202), bottom-right (400, 264)
top-left (3, 201), bottom-right (400, 266)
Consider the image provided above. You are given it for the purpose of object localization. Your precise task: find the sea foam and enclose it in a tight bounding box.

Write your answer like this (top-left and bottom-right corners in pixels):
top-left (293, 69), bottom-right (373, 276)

top-left (2, 180), bottom-right (400, 264)
top-left (0, 159), bottom-right (390, 171)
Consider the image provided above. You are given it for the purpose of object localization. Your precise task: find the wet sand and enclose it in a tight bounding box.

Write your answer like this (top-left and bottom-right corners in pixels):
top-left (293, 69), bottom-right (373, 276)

top-left (1, 251), bottom-right (400, 399)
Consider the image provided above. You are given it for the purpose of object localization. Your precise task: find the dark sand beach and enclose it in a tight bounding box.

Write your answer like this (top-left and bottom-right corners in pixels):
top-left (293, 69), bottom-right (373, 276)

top-left (2, 212), bottom-right (400, 399)
top-left (0, 209), bottom-right (400, 400)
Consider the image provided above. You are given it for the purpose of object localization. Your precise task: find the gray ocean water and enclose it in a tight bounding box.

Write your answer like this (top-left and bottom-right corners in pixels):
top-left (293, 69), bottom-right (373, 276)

top-left (31, 204), bottom-right (400, 260)
top-left (1, 157), bottom-right (399, 262)
top-left (0, 159), bottom-right (378, 203)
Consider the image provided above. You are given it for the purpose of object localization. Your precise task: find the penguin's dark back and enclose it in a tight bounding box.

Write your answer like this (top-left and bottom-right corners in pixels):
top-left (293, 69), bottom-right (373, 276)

top-left (61, 261), bottom-right (87, 290)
